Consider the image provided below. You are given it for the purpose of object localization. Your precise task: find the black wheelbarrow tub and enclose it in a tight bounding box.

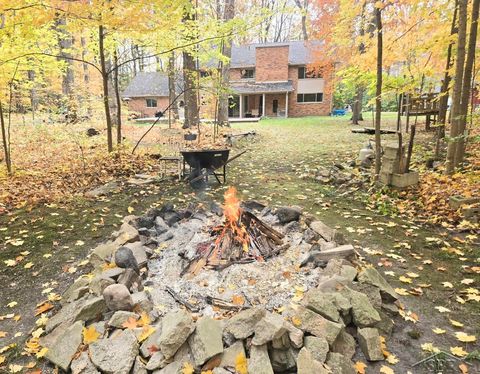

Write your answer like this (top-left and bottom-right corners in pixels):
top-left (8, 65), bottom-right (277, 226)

top-left (181, 149), bottom-right (230, 170)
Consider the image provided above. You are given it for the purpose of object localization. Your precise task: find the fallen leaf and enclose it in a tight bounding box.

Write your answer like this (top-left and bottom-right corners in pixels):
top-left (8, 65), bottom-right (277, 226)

top-left (432, 328), bottom-right (446, 334)
top-left (434, 306), bottom-right (451, 313)
top-left (181, 362), bottom-right (194, 374)
top-left (83, 326), bottom-right (100, 344)
top-left (461, 279), bottom-right (474, 285)
top-left (127, 206), bottom-right (135, 214)
top-left (0, 331), bottom-right (7, 338)
top-left (35, 302), bottom-right (54, 316)
top-left (394, 288), bottom-right (410, 296)
top-left (442, 282), bottom-right (454, 288)
top-left (232, 295), bottom-right (245, 306)
top-left (386, 354), bottom-right (399, 364)
top-left (9, 364), bottom-right (23, 373)
top-left (421, 342), bottom-right (440, 353)
top-left (291, 316), bottom-right (301, 327)
top-left (235, 352), bottom-right (248, 374)
top-left (379, 366), bottom-right (395, 374)
top-left (450, 319), bottom-right (464, 328)
top-left (399, 276), bottom-right (412, 284)
top-left (459, 363), bottom-right (469, 374)
top-left (450, 346), bottom-right (468, 357)
top-left (138, 326), bottom-right (155, 342)
top-left (7, 302), bottom-right (17, 308)
top-left (122, 317), bottom-right (139, 330)
top-left (24, 262), bottom-right (34, 269)
top-left (36, 347), bottom-right (48, 358)
top-left (455, 332), bottom-right (476, 343)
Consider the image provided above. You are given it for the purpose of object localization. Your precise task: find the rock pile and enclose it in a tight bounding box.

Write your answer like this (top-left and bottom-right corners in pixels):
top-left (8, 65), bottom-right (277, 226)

top-left (39, 202), bottom-right (399, 373)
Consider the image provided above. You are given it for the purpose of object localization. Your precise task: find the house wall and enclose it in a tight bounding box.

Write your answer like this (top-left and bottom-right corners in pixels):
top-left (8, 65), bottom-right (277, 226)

top-left (127, 96), bottom-right (169, 118)
top-left (287, 66), bottom-right (332, 117)
top-left (255, 46), bottom-right (289, 82)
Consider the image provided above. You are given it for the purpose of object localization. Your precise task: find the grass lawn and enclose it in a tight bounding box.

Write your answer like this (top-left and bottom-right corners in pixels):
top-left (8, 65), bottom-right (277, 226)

top-left (0, 114), bottom-right (478, 372)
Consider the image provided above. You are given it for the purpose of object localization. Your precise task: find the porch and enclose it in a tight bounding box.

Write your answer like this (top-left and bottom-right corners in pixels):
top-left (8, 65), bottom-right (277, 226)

top-left (229, 81), bottom-right (294, 119)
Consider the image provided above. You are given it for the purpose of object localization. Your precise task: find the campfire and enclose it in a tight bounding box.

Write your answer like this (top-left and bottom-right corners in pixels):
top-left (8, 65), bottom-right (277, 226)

top-left (185, 187), bottom-right (286, 274)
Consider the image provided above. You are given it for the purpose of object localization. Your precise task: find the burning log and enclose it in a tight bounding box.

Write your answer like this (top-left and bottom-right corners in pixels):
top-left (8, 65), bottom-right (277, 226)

top-left (184, 187), bottom-right (286, 274)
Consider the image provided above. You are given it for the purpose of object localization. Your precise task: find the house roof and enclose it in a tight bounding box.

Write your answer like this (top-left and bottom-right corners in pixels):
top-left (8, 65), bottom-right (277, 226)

top-left (230, 81), bottom-right (294, 94)
top-left (230, 40), bottom-right (324, 68)
top-left (122, 72), bottom-right (171, 98)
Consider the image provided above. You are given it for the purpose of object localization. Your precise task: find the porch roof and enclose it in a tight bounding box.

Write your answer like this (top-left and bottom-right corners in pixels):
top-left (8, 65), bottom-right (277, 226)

top-left (230, 81), bottom-right (294, 95)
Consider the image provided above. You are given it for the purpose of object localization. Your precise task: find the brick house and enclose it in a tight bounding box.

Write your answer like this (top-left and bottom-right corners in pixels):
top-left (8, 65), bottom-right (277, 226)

top-left (122, 41), bottom-right (332, 119)
top-left (121, 72), bottom-right (172, 118)
top-left (228, 40), bottom-right (332, 118)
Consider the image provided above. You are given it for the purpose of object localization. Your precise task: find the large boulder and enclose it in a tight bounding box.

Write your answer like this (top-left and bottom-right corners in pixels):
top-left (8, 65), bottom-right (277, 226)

top-left (103, 284), bottom-right (134, 312)
top-left (44, 320), bottom-right (84, 371)
top-left (158, 310), bottom-right (195, 359)
top-left (252, 312), bottom-right (287, 345)
top-left (326, 353), bottom-right (356, 374)
top-left (224, 307), bottom-right (265, 339)
top-left (303, 289), bottom-right (341, 322)
top-left (331, 330), bottom-right (356, 359)
top-left (89, 330), bottom-right (139, 374)
top-left (304, 336), bottom-right (329, 363)
top-left (71, 350), bottom-right (100, 374)
top-left (74, 297), bottom-right (107, 323)
top-left (357, 327), bottom-right (384, 361)
top-left (342, 287), bottom-right (381, 328)
top-left (188, 316), bottom-right (223, 366)
top-left (91, 242), bottom-right (117, 267)
top-left (357, 267), bottom-right (397, 302)
top-left (276, 206), bottom-right (302, 224)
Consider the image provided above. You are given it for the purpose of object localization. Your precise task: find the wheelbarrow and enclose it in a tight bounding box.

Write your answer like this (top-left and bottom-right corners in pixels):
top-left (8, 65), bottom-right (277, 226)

top-left (181, 149), bottom-right (247, 185)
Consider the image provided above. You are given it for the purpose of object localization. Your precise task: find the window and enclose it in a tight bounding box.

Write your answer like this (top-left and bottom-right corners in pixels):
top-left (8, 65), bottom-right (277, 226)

top-left (297, 93), bottom-right (323, 103)
top-left (146, 98), bottom-right (157, 108)
top-left (241, 69), bottom-right (254, 79)
top-left (298, 66), bottom-right (322, 79)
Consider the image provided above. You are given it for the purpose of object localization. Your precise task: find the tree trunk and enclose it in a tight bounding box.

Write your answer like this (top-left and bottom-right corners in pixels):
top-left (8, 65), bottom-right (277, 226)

top-left (351, 87), bottom-right (364, 124)
top-left (455, 0), bottom-right (480, 165)
top-left (168, 52), bottom-right (179, 121)
top-left (446, 0), bottom-right (468, 174)
top-left (114, 48), bottom-right (122, 145)
top-left (99, 25), bottom-right (113, 152)
top-left (437, 1), bottom-right (458, 139)
top-left (374, 5), bottom-right (383, 176)
top-left (80, 36), bottom-right (92, 116)
top-left (182, 2), bottom-right (199, 129)
top-left (217, 0), bottom-right (235, 126)
top-left (0, 101), bottom-right (12, 175)
top-left (294, 0), bottom-right (309, 41)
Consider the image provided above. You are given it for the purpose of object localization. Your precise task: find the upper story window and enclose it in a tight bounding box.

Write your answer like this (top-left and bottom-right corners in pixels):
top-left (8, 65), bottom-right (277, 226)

top-left (146, 98), bottom-right (157, 108)
top-left (298, 66), bottom-right (323, 79)
top-left (241, 69), bottom-right (255, 79)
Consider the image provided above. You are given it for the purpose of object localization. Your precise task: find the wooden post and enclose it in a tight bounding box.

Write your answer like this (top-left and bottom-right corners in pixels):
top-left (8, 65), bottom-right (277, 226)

top-left (239, 94), bottom-right (243, 119)
top-left (262, 93), bottom-right (266, 117)
top-left (404, 124), bottom-right (416, 173)
top-left (396, 93), bottom-right (403, 132)
top-left (285, 92), bottom-right (289, 118)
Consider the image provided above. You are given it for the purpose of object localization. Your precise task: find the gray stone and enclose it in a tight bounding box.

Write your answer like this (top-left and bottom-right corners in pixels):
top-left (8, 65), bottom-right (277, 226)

top-left (284, 321), bottom-right (304, 348)
top-left (293, 306), bottom-right (343, 345)
top-left (357, 267), bottom-right (397, 302)
top-left (272, 333), bottom-right (291, 349)
top-left (331, 330), bottom-right (356, 359)
top-left (325, 353), bottom-right (356, 374)
top-left (89, 329), bottom-right (139, 374)
top-left (173, 341), bottom-right (194, 364)
top-left (188, 316), bottom-right (223, 366)
top-left (74, 297), bottom-right (107, 322)
top-left (62, 277), bottom-right (90, 305)
top-left (324, 259), bottom-right (357, 281)
top-left (220, 341), bottom-right (245, 368)
top-left (343, 287), bottom-right (381, 328)
top-left (310, 245), bottom-right (355, 261)
top-left (304, 336), bottom-right (329, 363)
top-left (90, 275), bottom-right (115, 296)
top-left (310, 221), bottom-right (345, 244)
top-left (316, 275), bottom-right (350, 293)
top-left (140, 324), bottom-right (162, 357)
top-left (132, 291), bottom-right (154, 313)
top-left (159, 310), bottom-right (195, 359)
top-left (212, 368), bottom-right (231, 374)
top-left (108, 311), bottom-right (139, 328)
top-left (132, 356), bottom-right (148, 374)
top-left (270, 347), bottom-right (297, 372)
top-left (224, 307), bottom-right (265, 339)
top-left (85, 182), bottom-right (118, 198)
top-left (248, 344), bottom-right (274, 374)
top-left (45, 320), bottom-right (84, 371)
top-left (103, 284), bottom-right (134, 312)
top-left (115, 246), bottom-right (139, 273)
top-left (114, 222), bottom-right (140, 246)
top-left (40, 321), bottom-right (69, 348)
top-left (350, 282), bottom-right (382, 309)
top-left (152, 361), bottom-right (183, 374)
top-left (375, 310), bottom-right (395, 336)
top-left (252, 312), bottom-right (287, 345)
top-left (357, 327), bottom-right (384, 361)
top-left (125, 242), bottom-right (149, 268)
top-left (303, 289), bottom-right (341, 322)
top-left (91, 242), bottom-right (117, 267)
top-left (297, 347), bottom-right (329, 374)
top-left (146, 351), bottom-right (171, 371)
top-left (118, 268), bottom-right (143, 292)
top-left (71, 351), bottom-right (100, 374)
top-left (276, 206), bottom-right (302, 224)
top-left (155, 216), bottom-right (169, 235)
top-left (101, 267), bottom-right (126, 280)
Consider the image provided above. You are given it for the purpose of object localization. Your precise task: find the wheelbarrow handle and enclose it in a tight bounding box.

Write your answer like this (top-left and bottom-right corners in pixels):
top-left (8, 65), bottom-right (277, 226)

top-left (225, 150), bottom-right (248, 165)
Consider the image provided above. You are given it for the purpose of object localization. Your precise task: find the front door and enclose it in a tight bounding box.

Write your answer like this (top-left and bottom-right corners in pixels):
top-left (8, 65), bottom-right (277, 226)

top-left (273, 99), bottom-right (278, 114)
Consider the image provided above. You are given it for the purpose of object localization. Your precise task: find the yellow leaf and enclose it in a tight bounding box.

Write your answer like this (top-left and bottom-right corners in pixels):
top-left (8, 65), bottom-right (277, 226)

top-left (354, 361), bottom-right (367, 374)
top-left (31, 328), bottom-right (44, 339)
top-left (386, 354), bottom-right (399, 365)
top-left (8, 364), bottom-right (23, 373)
top-left (128, 206), bottom-right (135, 214)
top-left (181, 362), bottom-right (194, 374)
top-left (7, 302), bottom-right (17, 308)
top-left (421, 343), bottom-right (440, 353)
top-left (232, 295), bottom-right (245, 306)
top-left (380, 366), bottom-right (395, 374)
top-left (291, 316), bottom-right (301, 327)
top-left (432, 328), bottom-right (446, 334)
top-left (461, 279), bottom-right (474, 285)
top-left (137, 312), bottom-right (151, 327)
top-left (235, 352), bottom-right (248, 374)
top-left (138, 326), bottom-right (155, 342)
top-left (394, 288), bottom-right (409, 296)
top-left (36, 347), bottom-right (48, 358)
top-left (24, 262), bottom-right (34, 269)
top-left (0, 355), bottom-right (5, 364)
top-left (442, 282), bottom-right (454, 288)
top-left (4, 260), bottom-right (17, 267)
top-left (406, 272), bottom-right (419, 278)
top-left (122, 317), bottom-right (139, 330)
top-left (455, 332), bottom-right (476, 343)
top-left (449, 319), bottom-right (464, 328)
top-left (450, 346), bottom-right (468, 357)
top-left (399, 276), bottom-right (412, 284)
top-left (434, 306), bottom-right (451, 313)
top-left (0, 331), bottom-right (7, 338)
top-left (82, 326), bottom-right (100, 345)
top-left (35, 302), bottom-right (54, 316)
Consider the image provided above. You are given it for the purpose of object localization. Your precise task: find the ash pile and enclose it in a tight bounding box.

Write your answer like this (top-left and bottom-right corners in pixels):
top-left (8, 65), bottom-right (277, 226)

top-left (38, 188), bottom-right (400, 374)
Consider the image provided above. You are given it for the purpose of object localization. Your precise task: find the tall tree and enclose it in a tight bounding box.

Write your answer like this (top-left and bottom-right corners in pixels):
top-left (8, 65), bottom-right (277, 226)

top-left (168, 52), bottom-right (179, 121)
top-left (374, 2), bottom-right (383, 176)
top-left (294, 0), bottom-right (309, 40)
top-left (446, 0), bottom-right (468, 174)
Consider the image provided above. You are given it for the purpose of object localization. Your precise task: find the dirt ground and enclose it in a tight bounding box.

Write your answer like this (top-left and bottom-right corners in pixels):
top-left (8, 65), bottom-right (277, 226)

top-left (0, 115), bottom-right (479, 373)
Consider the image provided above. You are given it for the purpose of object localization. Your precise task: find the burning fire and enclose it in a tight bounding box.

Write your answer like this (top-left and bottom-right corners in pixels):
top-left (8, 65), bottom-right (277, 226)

top-left (216, 187), bottom-right (250, 252)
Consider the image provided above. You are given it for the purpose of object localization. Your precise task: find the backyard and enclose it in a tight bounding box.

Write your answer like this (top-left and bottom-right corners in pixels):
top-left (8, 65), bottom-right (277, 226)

top-left (0, 115), bottom-right (479, 373)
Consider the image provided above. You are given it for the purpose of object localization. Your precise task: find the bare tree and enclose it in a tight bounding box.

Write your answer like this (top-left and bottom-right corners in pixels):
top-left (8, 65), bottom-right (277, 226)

top-left (294, 0), bottom-right (309, 40)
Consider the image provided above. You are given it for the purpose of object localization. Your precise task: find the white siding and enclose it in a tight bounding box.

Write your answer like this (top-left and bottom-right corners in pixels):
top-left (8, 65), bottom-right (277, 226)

top-left (297, 78), bottom-right (324, 94)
